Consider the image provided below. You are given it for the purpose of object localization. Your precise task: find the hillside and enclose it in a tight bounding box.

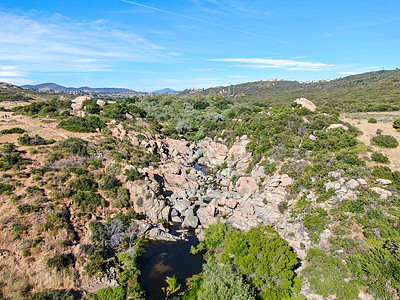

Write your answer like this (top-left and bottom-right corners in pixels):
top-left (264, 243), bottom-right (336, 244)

top-left (191, 69), bottom-right (400, 112)
top-left (22, 83), bottom-right (139, 95)
top-left (0, 71), bottom-right (400, 299)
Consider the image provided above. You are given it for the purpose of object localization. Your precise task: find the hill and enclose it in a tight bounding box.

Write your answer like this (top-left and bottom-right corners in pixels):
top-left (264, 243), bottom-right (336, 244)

top-left (152, 88), bottom-right (179, 94)
top-left (22, 83), bottom-right (139, 95)
top-left (189, 69), bottom-right (400, 112)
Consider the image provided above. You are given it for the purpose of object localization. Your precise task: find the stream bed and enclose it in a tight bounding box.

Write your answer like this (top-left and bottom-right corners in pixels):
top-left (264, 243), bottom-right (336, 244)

top-left (138, 224), bottom-right (204, 299)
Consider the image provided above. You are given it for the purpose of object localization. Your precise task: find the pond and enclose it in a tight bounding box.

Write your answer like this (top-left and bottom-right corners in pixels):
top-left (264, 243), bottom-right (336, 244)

top-left (138, 224), bottom-right (204, 299)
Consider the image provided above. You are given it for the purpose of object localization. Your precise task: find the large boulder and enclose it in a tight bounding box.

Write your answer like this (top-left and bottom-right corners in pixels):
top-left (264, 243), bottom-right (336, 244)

top-left (236, 177), bottom-right (259, 198)
top-left (197, 137), bottom-right (228, 166)
top-left (126, 180), bottom-right (168, 222)
top-left (294, 98), bottom-right (316, 112)
top-left (183, 207), bottom-right (199, 228)
top-left (164, 173), bottom-right (199, 199)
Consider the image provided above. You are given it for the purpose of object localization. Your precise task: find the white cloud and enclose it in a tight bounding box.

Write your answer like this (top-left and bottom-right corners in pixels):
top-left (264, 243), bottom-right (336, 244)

top-left (0, 11), bottom-right (169, 77)
top-left (210, 58), bottom-right (333, 71)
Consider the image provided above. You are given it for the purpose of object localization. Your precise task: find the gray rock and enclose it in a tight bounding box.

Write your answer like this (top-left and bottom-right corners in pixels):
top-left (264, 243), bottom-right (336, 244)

top-left (183, 207), bottom-right (199, 228)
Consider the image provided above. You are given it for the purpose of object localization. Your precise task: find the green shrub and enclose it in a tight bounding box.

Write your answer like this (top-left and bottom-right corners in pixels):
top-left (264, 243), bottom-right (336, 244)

top-left (0, 182), bottom-right (14, 194)
top-left (72, 191), bottom-right (103, 211)
top-left (46, 254), bottom-right (75, 271)
top-left (371, 152), bottom-right (390, 164)
top-left (194, 100), bottom-right (209, 110)
top-left (58, 116), bottom-right (105, 133)
top-left (69, 176), bottom-right (98, 191)
top-left (221, 226), bottom-right (300, 299)
top-left (96, 286), bottom-right (126, 300)
top-left (302, 248), bottom-right (359, 300)
top-left (30, 290), bottom-right (76, 300)
top-left (371, 134), bottom-right (399, 148)
top-left (59, 138), bottom-right (88, 156)
top-left (393, 118), bottom-right (400, 129)
top-left (17, 204), bottom-right (41, 214)
top-left (0, 127), bottom-right (25, 134)
top-left (99, 175), bottom-right (120, 190)
top-left (198, 259), bottom-right (255, 300)
top-left (18, 134), bottom-right (54, 146)
top-left (125, 168), bottom-right (144, 181)
top-left (368, 118), bottom-right (377, 123)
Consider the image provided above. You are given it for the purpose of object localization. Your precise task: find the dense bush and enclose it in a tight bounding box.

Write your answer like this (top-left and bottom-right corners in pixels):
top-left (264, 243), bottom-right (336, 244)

top-left (59, 138), bottom-right (88, 156)
top-left (69, 175), bottom-right (98, 192)
top-left (371, 152), bottom-right (390, 164)
top-left (198, 259), bottom-right (255, 300)
top-left (58, 116), bottom-right (105, 133)
top-left (371, 134), bottom-right (399, 148)
top-left (18, 134), bottom-right (55, 146)
top-left (368, 117), bottom-right (377, 123)
top-left (72, 191), bottom-right (103, 211)
top-left (95, 286), bottom-right (126, 300)
top-left (30, 290), bottom-right (76, 300)
top-left (46, 254), bottom-right (75, 271)
top-left (125, 168), bottom-right (144, 181)
top-left (350, 242), bottom-right (400, 299)
top-left (0, 127), bottom-right (25, 134)
top-left (393, 118), bottom-right (400, 129)
top-left (302, 248), bottom-right (359, 300)
top-left (0, 182), bottom-right (14, 194)
top-left (99, 175), bottom-right (121, 191)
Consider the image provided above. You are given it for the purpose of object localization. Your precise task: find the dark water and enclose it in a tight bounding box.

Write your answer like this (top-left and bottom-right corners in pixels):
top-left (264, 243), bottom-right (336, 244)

top-left (138, 225), bottom-right (204, 300)
top-left (195, 164), bottom-right (209, 175)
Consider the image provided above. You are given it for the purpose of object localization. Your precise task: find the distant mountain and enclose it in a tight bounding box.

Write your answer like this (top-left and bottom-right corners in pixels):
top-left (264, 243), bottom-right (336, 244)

top-left (152, 88), bottom-right (180, 94)
top-left (21, 83), bottom-right (138, 94)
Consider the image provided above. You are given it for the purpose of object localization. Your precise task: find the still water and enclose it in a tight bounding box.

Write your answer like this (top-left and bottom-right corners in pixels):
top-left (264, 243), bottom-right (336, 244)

top-left (138, 225), bottom-right (204, 299)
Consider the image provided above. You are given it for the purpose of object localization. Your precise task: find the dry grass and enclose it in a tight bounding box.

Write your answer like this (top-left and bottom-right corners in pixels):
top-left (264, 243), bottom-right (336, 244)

top-left (342, 111), bottom-right (400, 171)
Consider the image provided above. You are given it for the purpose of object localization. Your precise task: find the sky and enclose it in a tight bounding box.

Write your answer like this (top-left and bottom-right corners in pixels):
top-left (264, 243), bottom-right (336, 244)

top-left (0, 0), bottom-right (399, 91)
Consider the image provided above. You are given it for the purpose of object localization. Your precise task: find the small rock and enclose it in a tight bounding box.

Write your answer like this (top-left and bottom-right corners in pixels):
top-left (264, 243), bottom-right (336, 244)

top-left (346, 179), bottom-right (360, 190)
top-left (371, 187), bottom-right (392, 200)
top-left (327, 124), bottom-right (349, 131)
top-left (309, 134), bottom-right (317, 141)
top-left (357, 179), bottom-right (368, 185)
top-left (377, 178), bottom-right (392, 185)
top-left (280, 174), bottom-right (293, 187)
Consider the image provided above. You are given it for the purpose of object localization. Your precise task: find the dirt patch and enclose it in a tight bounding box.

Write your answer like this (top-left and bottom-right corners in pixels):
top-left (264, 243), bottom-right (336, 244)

top-left (0, 112), bottom-right (99, 145)
top-left (342, 111), bottom-right (400, 171)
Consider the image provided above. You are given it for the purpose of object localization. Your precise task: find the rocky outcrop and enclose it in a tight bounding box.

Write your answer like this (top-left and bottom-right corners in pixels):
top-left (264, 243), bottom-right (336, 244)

top-left (294, 98), bottom-right (316, 111)
top-left (126, 180), bottom-right (169, 222)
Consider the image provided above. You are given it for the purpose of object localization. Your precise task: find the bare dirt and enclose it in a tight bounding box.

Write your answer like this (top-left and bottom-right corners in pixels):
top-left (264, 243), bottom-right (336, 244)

top-left (342, 111), bottom-right (400, 171)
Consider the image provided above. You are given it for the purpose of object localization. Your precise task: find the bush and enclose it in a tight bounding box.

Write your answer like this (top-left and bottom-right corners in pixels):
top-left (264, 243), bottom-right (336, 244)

top-left (58, 116), bottom-right (105, 133)
top-left (96, 286), bottom-right (126, 300)
top-left (72, 191), bottom-right (103, 211)
top-left (30, 290), bottom-right (76, 300)
top-left (18, 134), bottom-right (54, 146)
top-left (125, 168), bottom-right (144, 181)
top-left (371, 134), bottom-right (399, 148)
top-left (99, 175), bottom-right (120, 190)
top-left (0, 127), bottom-right (25, 134)
top-left (59, 138), bottom-right (88, 156)
top-left (0, 182), bottom-right (14, 194)
top-left (221, 226), bottom-right (300, 299)
top-left (371, 152), bottom-right (390, 164)
top-left (194, 100), bottom-right (209, 110)
top-left (302, 248), bottom-right (359, 300)
top-left (69, 176), bottom-right (98, 191)
top-left (368, 118), bottom-right (378, 123)
top-left (46, 254), bottom-right (75, 271)
top-left (393, 118), bottom-right (400, 129)
top-left (198, 259), bottom-right (255, 300)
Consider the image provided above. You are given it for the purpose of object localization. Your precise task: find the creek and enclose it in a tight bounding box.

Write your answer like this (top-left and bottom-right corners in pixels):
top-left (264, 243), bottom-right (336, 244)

top-left (138, 224), bottom-right (204, 299)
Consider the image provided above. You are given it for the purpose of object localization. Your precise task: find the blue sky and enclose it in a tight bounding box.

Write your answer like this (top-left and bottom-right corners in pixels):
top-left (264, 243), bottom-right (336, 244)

top-left (0, 0), bottom-right (399, 91)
